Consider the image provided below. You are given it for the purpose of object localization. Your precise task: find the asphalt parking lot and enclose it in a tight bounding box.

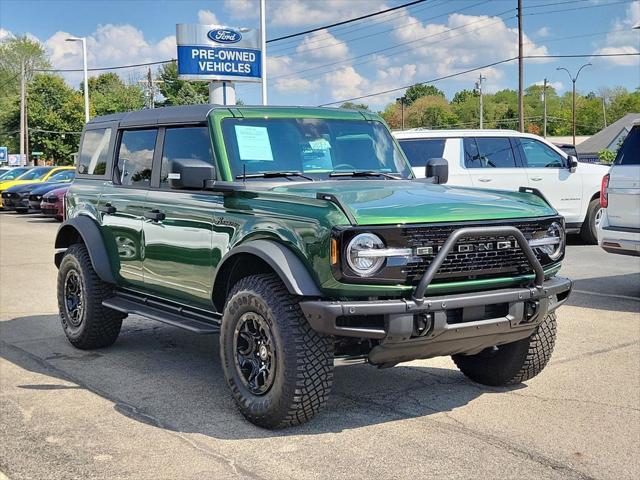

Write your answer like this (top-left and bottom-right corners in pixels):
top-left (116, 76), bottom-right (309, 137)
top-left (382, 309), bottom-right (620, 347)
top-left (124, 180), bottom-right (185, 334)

top-left (1, 211), bottom-right (638, 480)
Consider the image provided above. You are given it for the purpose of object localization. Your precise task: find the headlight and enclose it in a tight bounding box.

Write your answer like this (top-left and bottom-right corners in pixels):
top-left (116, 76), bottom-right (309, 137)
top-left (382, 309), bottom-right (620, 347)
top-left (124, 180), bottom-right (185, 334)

top-left (529, 221), bottom-right (564, 261)
top-left (346, 233), bottom-right (386, 276)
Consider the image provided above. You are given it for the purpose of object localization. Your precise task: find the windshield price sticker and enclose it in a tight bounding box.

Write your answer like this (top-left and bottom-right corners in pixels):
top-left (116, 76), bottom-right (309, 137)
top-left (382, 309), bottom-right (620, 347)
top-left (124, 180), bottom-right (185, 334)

top-left (235, 125), bottom-right (274, 162)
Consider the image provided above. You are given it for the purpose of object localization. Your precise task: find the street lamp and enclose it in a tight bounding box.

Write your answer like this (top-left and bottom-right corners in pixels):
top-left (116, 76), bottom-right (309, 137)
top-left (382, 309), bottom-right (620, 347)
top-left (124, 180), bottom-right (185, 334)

top-left (556, 63), bottom-right (591, 146)
top-left (66, 36), bottom-right (89, 123)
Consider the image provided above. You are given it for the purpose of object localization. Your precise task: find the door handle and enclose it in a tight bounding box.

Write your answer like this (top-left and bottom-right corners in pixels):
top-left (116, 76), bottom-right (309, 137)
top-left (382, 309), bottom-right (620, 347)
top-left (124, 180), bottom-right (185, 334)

top-left (478, 178), bottom-right (492, 182)
top-left (145, 209), bottom-right (166, 222)
top-left (99, 203), bottom-right (117, 214)
top-left (531, 177), bottom-right (542, 181)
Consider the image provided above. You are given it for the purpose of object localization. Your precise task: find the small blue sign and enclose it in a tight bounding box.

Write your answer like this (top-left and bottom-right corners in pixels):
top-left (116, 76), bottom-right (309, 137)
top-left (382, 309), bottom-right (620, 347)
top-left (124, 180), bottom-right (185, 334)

top-left (207, 29), bottom-right (242, 44)
top-left (0, 147), bottom-right (7, 163)
top-left (177, 45), bottom-right (261, 82)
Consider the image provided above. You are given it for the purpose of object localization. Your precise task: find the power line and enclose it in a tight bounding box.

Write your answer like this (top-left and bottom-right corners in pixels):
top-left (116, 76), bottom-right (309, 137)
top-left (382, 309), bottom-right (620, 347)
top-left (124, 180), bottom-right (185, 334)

top-left (526, 53), bottom-right (640, 59)
top-left (266, 0), bottom-right (429, 43)
top-left (35, 58), bottom-right (174, 74)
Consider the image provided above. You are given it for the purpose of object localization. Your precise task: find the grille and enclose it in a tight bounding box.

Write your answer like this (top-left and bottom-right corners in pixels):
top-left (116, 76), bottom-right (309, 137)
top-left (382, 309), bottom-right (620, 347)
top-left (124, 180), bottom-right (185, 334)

top-left (42, 196), bottom-right (57, 204)
top-left (2, 192), bottom-right (17, 199)
top-left (401, 220), bottom-right (553, 284)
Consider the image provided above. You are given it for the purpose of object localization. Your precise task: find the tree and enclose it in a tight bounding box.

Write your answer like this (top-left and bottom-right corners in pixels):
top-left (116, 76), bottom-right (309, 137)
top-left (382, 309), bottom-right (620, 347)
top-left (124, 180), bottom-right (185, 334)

top-left (0, 35), bottom-right (50, 96)
top-left (87, 73), bottom-right (145, 116)
top-left (380, 103), bottom-right (402, 129)
top-left (1, 74), bottom-right (85, 164)
top-left (339, 101), bottom-right (370, 111)
top-left (404, 84), bottom-right (445, 105)
top-left (156, 62), bottom-right (209, 106)
top-left (406, 96), bottom-right (455, 129)
top-left (451, 89), bottom-right (478, 105)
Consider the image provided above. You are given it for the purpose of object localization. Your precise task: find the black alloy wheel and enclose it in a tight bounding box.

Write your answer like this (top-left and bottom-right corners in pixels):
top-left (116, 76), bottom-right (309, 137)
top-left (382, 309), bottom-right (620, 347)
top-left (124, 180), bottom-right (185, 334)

top-left (234, 311), bottom-right (276, 395)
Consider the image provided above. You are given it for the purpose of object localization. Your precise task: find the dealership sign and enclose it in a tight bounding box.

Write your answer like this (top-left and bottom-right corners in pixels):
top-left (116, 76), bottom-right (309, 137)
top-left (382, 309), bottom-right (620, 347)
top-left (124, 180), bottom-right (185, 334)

top-left (176, 24), bottom-right (261, 82)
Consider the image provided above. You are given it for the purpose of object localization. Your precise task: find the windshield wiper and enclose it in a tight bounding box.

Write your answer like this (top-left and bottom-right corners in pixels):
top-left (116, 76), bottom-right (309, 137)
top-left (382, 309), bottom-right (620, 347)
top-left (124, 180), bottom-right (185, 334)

top-left (235, 171), bottom-right (314, 181)
top-left (329, 171), bottom-right (400, 180)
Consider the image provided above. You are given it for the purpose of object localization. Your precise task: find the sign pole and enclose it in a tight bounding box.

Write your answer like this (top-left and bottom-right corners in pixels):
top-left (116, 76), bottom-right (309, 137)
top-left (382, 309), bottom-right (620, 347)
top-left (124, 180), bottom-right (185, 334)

top-left (260, 0), bottom-right (267, 105)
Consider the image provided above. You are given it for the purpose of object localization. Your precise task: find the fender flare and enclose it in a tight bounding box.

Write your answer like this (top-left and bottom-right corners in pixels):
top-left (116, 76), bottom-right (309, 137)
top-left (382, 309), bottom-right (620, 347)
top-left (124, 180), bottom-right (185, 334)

top-left (214, 239), bottom-right (322, 297)
top-left (54, 216), bottom-right (116, 285)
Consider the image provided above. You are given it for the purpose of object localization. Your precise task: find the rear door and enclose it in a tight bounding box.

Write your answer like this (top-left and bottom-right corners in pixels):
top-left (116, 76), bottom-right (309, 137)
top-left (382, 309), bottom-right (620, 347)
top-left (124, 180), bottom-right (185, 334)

top-left (463, 137), bottom-right (528, 191)
top-left (607, 126), bottom-right (640, 229)
top-left (517, 137), bottom-right (582, 222)
top-left (98, 128), bottom-right (157, 288)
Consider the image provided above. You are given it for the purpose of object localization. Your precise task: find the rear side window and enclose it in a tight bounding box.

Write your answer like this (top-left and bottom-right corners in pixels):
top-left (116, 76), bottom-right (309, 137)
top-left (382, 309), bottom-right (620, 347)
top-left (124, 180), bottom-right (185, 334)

top-left (614, 126), bottom-right (640, 165)
top-left (398, 139), bottom-right (446, 167)
top-left (464, 137), bottom-right (517, 168)
top-left (160, 127), bottom-right (213, 189)
top-left (78, 128), bottom-right (112, 175)
top-left (115, 129), bottom-right (157, 187)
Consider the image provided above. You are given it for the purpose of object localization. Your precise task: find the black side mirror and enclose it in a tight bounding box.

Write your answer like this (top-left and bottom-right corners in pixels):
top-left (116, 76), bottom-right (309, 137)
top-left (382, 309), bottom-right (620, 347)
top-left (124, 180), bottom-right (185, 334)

top-left (567, 155), bottom-right (578, 172)
top-left (169, 158), bottom-right (216, 190)
top-left (426, 157), bottom-right (449, 184)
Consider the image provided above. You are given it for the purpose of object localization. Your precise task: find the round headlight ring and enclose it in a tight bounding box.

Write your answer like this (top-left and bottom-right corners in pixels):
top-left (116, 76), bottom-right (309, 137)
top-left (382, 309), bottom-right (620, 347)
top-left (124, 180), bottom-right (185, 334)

top-left (546, 221), bottom-right (565, 261)
top-left (346, 233), bottom-right (385, 277)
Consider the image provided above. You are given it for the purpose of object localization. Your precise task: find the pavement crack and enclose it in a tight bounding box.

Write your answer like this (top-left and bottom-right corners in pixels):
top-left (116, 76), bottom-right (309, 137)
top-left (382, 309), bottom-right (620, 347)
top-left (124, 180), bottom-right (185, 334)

top-left (552, 340), bottom-right (639, 366)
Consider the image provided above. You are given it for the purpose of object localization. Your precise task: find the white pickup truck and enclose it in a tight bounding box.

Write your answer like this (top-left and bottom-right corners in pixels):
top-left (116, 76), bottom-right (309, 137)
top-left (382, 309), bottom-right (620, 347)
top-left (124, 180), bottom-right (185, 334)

top-left (394, 129), bottom-right (609, 243)
top-left (598, 121), bottom-right (640, 256)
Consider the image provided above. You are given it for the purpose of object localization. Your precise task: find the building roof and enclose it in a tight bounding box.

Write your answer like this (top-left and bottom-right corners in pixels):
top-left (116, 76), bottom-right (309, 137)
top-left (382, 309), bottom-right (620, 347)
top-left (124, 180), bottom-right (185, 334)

top-left (576, 112), bottom-right (640, 155)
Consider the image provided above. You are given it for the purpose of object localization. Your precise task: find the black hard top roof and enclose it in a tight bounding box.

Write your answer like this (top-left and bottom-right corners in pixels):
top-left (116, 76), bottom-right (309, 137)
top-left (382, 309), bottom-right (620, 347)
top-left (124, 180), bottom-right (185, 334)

top-left (89, 104), bottom-right (216, 127)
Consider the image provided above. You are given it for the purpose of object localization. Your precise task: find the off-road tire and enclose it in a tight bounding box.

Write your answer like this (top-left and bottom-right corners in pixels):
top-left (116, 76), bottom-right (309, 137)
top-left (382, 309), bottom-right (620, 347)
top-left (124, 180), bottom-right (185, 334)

top-left (57, 243), bottom-right (125, 349)
top-left (580, 198), bottom-right (602, 244)
top-left (452, 313), bottom-right (557, 386)
top-left (220, 273), bottom-right (334, 429)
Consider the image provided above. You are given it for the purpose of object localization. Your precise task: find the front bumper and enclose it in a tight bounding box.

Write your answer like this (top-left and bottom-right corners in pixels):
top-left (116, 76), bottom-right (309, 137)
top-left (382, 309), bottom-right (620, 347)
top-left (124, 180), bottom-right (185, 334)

top-left (301, 224), bottom-right (572, 365)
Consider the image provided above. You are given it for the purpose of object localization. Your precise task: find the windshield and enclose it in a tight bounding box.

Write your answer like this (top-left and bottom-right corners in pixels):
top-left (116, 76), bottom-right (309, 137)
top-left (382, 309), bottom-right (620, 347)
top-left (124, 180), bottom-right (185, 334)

top-left (46, 170), bottom-right (75, 182)
top-left (221, 118), bottom-right (412, 180)
top-left (16, 167), bottom-right (52, 181)
top-left (0, 167), bottom-right (30, 180)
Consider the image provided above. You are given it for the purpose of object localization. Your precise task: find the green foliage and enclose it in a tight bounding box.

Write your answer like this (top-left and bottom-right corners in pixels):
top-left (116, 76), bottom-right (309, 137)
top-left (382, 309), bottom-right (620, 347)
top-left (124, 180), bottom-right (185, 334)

top-left (598, 150), bottom-right (616, 164)
top-left (340, 101), bottom-right (370, 111)
top-left (87, 73), bottom-right (145, 116)
top-left (156, 62), bottom-right (209, 106)
top-left (404, 84), bottom-right (445, 105)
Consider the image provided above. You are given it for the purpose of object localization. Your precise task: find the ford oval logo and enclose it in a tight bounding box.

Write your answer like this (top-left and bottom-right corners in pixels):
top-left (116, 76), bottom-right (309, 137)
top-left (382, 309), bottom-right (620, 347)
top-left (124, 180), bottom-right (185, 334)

top-left (207, 29), bottom-right (242, 44)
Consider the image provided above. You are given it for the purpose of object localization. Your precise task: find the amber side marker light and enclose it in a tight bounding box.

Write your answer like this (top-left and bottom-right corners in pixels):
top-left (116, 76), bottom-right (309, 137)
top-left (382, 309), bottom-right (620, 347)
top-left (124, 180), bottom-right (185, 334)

top-left (330, 238), bottom-right (338, 265)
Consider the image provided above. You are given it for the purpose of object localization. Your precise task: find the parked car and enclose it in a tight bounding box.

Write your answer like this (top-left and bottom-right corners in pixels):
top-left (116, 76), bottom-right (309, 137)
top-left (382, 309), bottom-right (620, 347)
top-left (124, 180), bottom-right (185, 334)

top-left (2, 169), bottom-right (76, 212)
top-left (41, 186), bottom-right (69, 221)
top-left (0, 165), bottom-right (74, 208)
top-left (0, 166), bottom-right (31, 182)
top-left (54, 105), bottom-right (571, 428)
top-left (394, 129), bottom-right (609, 243)
top-left (598, 121), bottom-right (640, 256)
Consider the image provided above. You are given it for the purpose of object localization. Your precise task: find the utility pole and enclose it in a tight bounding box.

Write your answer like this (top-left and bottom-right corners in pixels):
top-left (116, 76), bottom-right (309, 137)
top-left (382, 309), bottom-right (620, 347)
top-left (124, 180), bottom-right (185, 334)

top-left (543, 78), bottom-right (548, 137)
top-left (475, 73), bottom-right (486, 129)
top-left (517, 0), bottom-right (524, 132)
top-left (20, 60), bottom-right (25, 165)
top-left (557, 63), bottom-right (591, 146)
top-left (138, 67), bottom-right (163, 109)
top-left (396, 96), bottom-right (406, 130)
top-left (602, 96), bottom-right (607, 128)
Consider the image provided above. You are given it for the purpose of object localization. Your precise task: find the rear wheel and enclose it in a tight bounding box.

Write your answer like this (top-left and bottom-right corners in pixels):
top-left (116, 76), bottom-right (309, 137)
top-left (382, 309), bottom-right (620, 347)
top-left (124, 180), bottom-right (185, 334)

top-left (452, 313), bottom-right (557, 386)
top-left (57, 243), bottom-right (125, 349)
top-left (220, 274), bottom-right (334, 428)
top-left (580, 198), bottom-right (602, 244)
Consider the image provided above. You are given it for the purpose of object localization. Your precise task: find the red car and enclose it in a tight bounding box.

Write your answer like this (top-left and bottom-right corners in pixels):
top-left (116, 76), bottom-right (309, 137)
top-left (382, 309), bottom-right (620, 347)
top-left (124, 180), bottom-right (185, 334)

top-left (40, 186), bottom-right (68, 221)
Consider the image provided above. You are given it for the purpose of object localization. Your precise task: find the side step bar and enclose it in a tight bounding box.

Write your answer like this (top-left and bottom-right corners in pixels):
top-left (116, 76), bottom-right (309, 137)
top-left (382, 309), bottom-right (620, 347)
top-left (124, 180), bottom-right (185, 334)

top-left (103, 291), bottom-right (221, 334)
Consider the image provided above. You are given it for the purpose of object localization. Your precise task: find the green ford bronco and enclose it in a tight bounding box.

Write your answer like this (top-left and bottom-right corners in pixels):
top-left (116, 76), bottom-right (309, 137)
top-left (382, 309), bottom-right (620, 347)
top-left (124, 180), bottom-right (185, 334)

top-left (55, 104), bottom-right (572, 428)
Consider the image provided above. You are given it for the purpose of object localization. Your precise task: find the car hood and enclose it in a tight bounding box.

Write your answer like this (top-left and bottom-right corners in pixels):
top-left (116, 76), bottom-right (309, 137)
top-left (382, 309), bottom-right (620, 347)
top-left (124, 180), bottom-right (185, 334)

top-left (271, 180), bottom-right (556, 225)
top-left (0, 179), bottom-right (44, 191)
top-left (30, 182), bottom-right (70, 195)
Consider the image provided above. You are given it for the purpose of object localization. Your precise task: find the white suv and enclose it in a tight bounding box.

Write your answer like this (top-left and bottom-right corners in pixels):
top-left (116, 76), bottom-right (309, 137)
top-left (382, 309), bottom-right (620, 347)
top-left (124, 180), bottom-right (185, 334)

top-left (598, 122), bottom-right (640, 256)
top-left (394, 129), bottom-right (609, 243)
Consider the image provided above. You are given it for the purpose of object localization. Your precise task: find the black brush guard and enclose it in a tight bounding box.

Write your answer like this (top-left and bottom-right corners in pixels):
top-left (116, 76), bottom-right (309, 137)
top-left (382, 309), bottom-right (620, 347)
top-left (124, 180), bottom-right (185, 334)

top-left (300, 226), bottom-right (572, 365)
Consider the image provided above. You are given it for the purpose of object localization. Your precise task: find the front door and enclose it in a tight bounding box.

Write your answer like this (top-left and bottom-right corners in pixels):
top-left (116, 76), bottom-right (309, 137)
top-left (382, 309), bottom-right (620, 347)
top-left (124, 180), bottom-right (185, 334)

top-left (463, 137), bottom-right (529, 191)
top-left (517, 137), bottom-right (582, 223)
top-left (98, 128), bottom-right (158, 288)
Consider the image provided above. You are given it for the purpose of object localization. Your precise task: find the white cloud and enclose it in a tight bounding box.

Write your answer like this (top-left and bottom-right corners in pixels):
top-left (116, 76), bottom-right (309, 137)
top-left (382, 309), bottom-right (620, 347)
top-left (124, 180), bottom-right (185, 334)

top-left (0, 28), bottom-right (14, 42)
top-left (296, 30), bottom-right (349, 61)
top-left (323, 66), bottom-right (367, 100)
top-left (197, 9), bottom-right (220, 25)
top-left (269, 0), bottom-right (386, 27)
top-left (224, 0), bottom-right (258, 19)
top-left (593, 2), bottom-right (640, 66)
top-left (536, 26), bottom-right (551, 37)
top-left (268, 54), bottom-right (315, 93)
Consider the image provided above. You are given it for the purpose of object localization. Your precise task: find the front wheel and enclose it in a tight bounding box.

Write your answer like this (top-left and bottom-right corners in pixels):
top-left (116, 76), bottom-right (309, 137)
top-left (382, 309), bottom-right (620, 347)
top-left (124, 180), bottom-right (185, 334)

top-left (220, 274), bottom-right (334, 428)
top-left (452, 313), bottom-right (557, 386)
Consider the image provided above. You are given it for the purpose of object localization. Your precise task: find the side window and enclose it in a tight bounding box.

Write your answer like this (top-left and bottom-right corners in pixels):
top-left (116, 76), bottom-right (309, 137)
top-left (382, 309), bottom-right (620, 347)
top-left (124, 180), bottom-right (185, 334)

top-left (465, 137), bottom-right (517, 168)
top-left (614, 127), bottom-right (639, 165)
top-left (77, 128), bottom-right (112, 175)
top-left (115, 129), bottom-right (157, 187)
top-left (398, 139), bottom-right (446, 167)
top-left (520, 138), bottom-right (566, 168)
top-left (160, 126), bottom-right (213, 189)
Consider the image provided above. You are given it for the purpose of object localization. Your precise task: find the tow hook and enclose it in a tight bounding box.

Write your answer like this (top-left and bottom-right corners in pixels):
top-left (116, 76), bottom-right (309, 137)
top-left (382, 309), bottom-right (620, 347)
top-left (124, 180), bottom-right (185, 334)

top-left (524, 300), bottom-right (540, 323)
top-left (413, 313), bottom-right (433, 337)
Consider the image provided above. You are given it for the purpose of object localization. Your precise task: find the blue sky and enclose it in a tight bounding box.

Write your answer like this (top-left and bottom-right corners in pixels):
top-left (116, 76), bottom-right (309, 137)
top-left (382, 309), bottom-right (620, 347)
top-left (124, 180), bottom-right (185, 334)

top-left (1, 0), bottom-right (638, 109)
